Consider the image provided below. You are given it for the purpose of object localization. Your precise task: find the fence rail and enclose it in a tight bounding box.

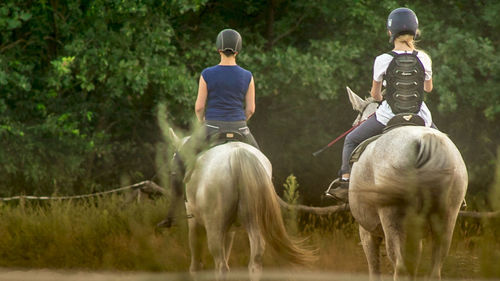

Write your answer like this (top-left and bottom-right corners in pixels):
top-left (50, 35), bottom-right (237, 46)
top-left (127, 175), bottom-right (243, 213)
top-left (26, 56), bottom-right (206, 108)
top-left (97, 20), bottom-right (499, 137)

top-left (1, 184), bottom-right (498, 219)
top-left (0, 180), bottom-right (166, 202)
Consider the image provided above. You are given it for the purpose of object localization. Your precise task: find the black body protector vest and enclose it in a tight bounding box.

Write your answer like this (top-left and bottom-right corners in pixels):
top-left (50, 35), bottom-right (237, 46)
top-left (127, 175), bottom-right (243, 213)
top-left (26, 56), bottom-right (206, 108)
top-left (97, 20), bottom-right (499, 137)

top-left (384, 51), bottom-right (426, 114)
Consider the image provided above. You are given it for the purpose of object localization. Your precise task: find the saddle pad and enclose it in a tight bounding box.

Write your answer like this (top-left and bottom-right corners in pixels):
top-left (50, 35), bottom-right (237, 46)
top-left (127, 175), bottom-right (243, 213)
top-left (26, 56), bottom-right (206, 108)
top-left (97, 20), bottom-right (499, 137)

top-left (349, 135), bottom-right (382, 164)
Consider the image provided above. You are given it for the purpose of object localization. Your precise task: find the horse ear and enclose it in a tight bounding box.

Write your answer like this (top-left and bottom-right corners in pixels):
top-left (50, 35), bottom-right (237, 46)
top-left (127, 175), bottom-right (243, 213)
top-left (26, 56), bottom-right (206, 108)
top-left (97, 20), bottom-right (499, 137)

top-left (169, 128), bottom-right (180, 147)
top-left (346, 86), bottom-right (368, 113)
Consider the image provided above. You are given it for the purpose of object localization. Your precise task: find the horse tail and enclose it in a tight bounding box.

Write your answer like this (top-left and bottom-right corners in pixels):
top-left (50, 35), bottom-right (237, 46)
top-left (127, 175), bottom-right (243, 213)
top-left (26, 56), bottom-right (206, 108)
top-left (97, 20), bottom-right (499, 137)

top-left (414, 132), bottom-right (456, 185)
top-left (416, 132), bottom-right (450, 169)
top-left (372, 131), bottom-right (455, 206)
top-left (230, 148), bottom-right (317, 266)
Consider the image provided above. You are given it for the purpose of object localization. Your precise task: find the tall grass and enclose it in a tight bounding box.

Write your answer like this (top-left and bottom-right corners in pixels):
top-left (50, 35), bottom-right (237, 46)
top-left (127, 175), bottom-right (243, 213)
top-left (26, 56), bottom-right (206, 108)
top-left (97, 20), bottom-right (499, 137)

top-left (0, 196), bottom-right (189, 271)
top-left (0, 171), bottom-right (498, 279)
top-left (477, 148), bottom-right (500, 277)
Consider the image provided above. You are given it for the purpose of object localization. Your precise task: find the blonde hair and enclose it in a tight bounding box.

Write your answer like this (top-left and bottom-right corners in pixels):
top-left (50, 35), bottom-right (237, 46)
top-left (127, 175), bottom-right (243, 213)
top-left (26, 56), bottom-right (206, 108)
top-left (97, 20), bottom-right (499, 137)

top-left (394, 34), bottom-right (417, 50)
top-left (394, 31), bottom-right (430, 61)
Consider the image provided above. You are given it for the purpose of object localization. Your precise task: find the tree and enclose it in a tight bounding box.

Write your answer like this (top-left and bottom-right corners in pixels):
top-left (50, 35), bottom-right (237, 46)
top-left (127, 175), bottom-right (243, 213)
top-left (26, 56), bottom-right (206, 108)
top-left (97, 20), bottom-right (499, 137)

top-left (0, 0), bottom-right (498, 204)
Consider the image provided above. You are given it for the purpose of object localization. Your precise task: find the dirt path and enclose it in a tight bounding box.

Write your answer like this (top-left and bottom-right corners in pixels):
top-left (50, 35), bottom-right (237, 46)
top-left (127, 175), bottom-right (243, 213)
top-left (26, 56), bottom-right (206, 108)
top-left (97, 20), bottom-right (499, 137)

top-left (0, 269), bottom-right (495, 281)
top-left (0, 269), bottom-right (369, 281)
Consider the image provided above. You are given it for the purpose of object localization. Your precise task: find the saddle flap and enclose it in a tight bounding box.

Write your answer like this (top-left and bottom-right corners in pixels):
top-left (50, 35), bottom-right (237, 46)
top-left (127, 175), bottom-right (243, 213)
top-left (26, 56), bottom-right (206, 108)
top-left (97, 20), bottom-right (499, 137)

top-left (350, 135), bottom-right (381, 164)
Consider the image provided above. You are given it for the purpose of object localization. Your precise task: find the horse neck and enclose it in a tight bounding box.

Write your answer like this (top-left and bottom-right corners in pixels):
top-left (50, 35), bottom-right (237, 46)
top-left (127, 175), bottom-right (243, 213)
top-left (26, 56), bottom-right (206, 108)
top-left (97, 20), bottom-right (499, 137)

top-left (355, 101), bottom-right (378, 124)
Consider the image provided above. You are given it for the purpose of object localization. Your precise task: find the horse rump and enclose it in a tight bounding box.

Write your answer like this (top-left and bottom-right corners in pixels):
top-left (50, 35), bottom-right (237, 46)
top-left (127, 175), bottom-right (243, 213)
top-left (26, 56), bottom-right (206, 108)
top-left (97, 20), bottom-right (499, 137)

top-left (358, 131), bottom-right (456, 208)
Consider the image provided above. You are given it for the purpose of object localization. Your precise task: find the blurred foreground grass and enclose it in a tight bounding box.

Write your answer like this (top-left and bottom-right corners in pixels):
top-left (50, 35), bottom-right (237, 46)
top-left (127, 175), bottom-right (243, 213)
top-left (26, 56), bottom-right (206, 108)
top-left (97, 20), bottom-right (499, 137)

top-left (0, 194), bottom-right (497, 280)
top-left (0, 166), bottom-right (499, 280)
top-left (0, 196), bottom-right (189, 271)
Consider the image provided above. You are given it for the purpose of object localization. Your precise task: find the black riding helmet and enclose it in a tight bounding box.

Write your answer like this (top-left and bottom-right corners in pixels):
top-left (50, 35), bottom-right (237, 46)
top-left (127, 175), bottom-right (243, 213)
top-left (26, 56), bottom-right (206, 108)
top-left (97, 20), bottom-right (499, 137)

top-left (387, 8), bottom-right (418, 43)
top-left (216, 29), bottom-right (242, 54)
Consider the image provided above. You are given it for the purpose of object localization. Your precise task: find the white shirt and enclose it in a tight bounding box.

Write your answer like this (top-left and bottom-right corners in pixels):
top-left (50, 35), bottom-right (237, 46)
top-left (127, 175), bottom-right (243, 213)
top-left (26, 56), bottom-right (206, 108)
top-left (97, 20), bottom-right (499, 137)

top-left (373, 50), bottom-right (433, 127)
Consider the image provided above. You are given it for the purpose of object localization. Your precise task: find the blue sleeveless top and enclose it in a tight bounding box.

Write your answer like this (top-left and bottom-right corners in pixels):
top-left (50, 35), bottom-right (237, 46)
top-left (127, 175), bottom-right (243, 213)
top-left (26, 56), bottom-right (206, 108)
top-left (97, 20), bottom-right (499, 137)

top-left (201, 65), bottom-right (252, 121)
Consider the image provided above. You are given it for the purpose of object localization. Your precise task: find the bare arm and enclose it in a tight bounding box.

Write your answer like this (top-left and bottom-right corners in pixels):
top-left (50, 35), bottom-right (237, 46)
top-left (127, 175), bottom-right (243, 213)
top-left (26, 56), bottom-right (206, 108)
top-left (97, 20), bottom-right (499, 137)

top-left (370, 80), bottom-right (383, 101)
top-left (245, 76), bottom-right (255, 121)
top-left (424, 78), bottom-right (433, 93)
top-left (195, 75), bottom-right (208, 122)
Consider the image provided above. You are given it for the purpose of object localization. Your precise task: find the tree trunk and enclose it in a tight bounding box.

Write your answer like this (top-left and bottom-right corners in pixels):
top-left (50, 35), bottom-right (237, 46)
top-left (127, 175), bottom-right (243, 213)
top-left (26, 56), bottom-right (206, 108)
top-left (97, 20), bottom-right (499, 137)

top-left (265, 0), bottom-right (277, 50)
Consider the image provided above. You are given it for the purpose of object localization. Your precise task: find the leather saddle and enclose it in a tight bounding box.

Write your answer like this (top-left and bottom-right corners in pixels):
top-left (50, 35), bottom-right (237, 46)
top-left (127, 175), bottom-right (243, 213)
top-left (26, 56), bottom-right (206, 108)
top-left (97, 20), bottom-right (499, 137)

top-left (384, 113), bottom-right (425, 133)
top-left (208, 131), bottom-right (246, 147)
top-left (350, 113), bottom-right (425, 164)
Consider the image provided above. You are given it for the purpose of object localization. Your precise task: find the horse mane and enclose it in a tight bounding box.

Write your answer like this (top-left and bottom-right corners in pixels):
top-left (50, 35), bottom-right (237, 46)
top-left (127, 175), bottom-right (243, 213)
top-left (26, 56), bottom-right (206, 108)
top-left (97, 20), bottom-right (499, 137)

top-left (365, 96), bottom-right (376, 103)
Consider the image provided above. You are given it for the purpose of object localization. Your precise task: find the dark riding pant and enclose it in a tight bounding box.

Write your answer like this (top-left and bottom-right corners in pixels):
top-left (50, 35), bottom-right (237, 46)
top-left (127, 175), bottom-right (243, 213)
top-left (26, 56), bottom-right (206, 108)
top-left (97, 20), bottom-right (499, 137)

top-left (340, 115), bottom-right (384, 175)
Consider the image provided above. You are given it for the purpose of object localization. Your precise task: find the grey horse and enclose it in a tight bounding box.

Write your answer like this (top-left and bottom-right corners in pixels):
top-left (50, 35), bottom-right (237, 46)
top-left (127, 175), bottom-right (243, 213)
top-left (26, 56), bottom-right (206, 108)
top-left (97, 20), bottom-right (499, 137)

top-left (168, 129), bottom-right (316, 281)
top-left (346, 87), bottom-right (467, 281)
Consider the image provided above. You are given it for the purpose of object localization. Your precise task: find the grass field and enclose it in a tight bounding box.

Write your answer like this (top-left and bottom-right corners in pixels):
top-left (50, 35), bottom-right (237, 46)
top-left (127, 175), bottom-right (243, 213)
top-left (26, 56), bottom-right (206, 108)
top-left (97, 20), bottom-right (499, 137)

top-left (0, 192), bottom-right (498, 280)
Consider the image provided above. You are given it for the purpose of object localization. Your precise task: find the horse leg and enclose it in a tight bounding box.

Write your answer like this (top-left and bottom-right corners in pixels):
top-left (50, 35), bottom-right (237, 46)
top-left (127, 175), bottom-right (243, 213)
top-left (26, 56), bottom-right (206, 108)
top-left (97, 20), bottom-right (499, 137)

top-left (206, 225), bottom-right (230, 280)
top-left (403, 210), bottom-right (424, 279)
top-left (379, 208), bottom-right (406, 281)
top-left (188, 218), bottom-right (205, 277)
top-left (224, 231), bottom-right (235, 265)
top-left (359, 226), bottom-right (383, 281)
top-left (429, 213), bottom-right (456, 280)
top-left (411, 239), bottom-right (423, 278)
top-left (157, 169), bottom-right (185, 228)
top-left (246, 226), bottom-right (265, 281)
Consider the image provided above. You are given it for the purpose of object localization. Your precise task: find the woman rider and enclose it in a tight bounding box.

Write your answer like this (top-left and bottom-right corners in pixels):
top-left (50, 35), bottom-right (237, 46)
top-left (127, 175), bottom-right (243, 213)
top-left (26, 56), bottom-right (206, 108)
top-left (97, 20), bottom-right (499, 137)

top-left (195, 28), bottom-right (259, 148)
top-left (327, 8), bottom-right (434, 202)
top-left (158, 28), bottom-right (259, 227)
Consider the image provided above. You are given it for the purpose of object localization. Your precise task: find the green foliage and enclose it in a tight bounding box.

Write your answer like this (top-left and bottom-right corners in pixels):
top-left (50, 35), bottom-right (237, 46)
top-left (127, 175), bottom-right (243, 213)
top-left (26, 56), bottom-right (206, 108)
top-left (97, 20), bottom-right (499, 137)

top-left (0, 0), bottom-right (498, 200)
top-left (283, 174), bottom-right (300, 233)
top-left (283, 174), bottom-right (300, 204)
top-left (0, 0), bottom-right (197, 195)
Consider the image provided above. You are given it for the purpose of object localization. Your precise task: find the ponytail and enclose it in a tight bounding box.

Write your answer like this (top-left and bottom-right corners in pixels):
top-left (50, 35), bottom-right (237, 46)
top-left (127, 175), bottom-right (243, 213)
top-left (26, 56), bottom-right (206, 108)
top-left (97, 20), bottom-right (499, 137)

top-left (395, 34), bottom-right (417, 50)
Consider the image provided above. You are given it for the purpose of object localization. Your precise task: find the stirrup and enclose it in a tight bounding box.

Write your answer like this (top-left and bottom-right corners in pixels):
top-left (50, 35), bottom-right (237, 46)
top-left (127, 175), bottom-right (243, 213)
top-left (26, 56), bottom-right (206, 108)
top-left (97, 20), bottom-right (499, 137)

top-left (324, 178), bottom-right (349, 203)
top-left (324, 179), bottom-right (339, 198)
top-left (460, 198), bottom-right (467, 211)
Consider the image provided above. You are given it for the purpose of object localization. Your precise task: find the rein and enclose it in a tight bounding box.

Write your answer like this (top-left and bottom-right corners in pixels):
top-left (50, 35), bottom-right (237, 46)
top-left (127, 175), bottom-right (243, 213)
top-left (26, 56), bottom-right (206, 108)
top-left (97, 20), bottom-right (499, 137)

top-left (312, 112), bottom-right (375, 157)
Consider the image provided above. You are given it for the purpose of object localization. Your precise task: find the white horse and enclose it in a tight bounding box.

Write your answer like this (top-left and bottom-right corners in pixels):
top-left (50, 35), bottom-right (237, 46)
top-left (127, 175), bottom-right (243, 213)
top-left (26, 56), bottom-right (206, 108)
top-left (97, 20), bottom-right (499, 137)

top-left (345, 87), bottom-right (468, 281)
top-left (169, 129), bottom-right (315, 281)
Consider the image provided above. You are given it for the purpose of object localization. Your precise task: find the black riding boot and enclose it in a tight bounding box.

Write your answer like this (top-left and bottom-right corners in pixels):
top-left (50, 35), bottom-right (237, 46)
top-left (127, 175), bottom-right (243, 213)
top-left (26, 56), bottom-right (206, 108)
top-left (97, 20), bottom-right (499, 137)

top-left (157, 153), bottom-right (185, 228)
top-left (325, 178), bottom-right (350, 203)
